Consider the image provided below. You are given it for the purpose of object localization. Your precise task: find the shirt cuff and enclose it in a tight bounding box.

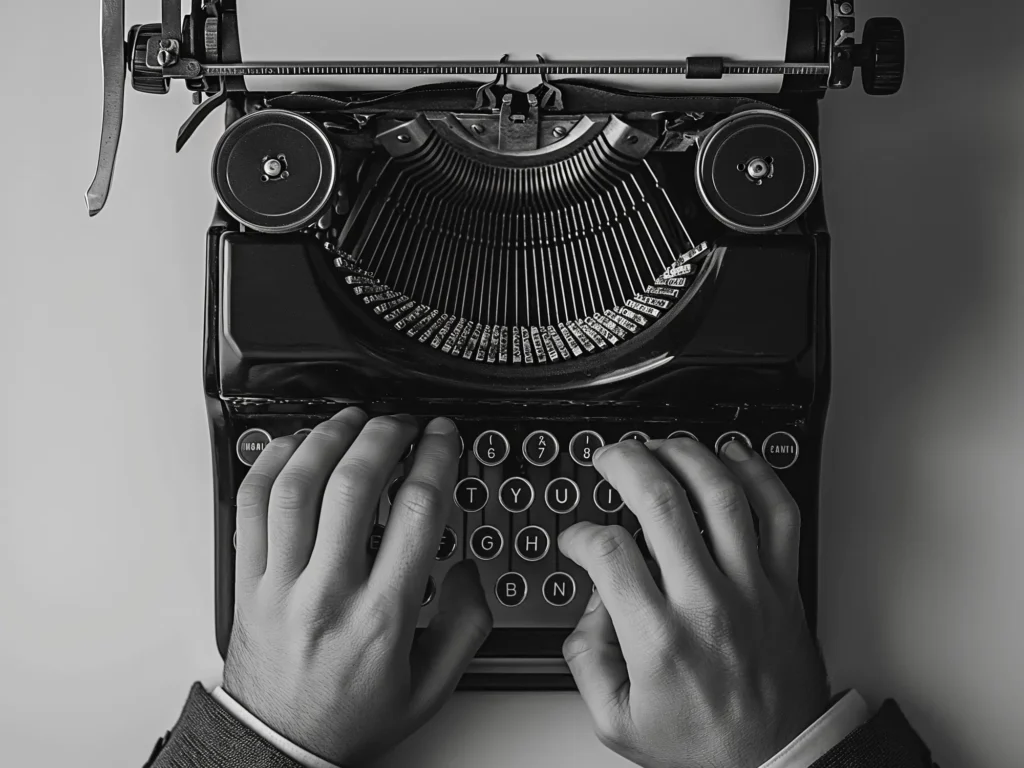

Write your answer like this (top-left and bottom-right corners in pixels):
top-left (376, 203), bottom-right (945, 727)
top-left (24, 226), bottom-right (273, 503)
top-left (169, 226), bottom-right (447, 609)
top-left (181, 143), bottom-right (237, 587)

top-left (211, 686), bottom-right (343, 768)
top-left (758, 690), bottom-right (869, 768)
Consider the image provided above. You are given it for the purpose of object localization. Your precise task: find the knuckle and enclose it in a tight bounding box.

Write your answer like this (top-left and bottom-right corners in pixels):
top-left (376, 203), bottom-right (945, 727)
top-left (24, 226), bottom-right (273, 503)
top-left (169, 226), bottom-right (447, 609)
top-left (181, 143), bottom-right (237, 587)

top-left (561, 631), bottom-right (592, 663)
top-left (704, 480), bottom-right (747, 517)
top-left (394, 478), bottom-right (444, 520)
top-left (269, 467), bottom-right (316, 509)
top-left (637, 480), bottom-right (683, 522)
top-left (587, 525), bottom-right (633, 563)
top-left (236, 473), bottom-right (274, 513)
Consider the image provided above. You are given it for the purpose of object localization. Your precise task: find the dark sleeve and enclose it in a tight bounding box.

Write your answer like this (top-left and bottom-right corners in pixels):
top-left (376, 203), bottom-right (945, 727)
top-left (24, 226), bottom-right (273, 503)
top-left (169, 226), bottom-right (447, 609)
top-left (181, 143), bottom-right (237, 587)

top-left (143, 683), bottom-right (304, 768)
top-left (811, 699), bottom-right (939, 768)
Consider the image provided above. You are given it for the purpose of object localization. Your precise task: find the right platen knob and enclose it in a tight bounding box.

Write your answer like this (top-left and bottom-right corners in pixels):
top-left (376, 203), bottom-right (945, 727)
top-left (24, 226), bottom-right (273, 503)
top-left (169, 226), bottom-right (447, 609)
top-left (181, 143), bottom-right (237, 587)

top-left (860, 17), bottom-right (905, 96)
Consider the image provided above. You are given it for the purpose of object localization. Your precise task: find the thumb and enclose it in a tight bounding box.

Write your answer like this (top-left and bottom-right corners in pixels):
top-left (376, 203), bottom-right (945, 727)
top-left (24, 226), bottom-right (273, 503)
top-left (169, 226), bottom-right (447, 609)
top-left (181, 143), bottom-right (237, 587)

top-left (563, 588), bottom-right (631, 737)
top-left (408, 560), bottom-right (493, 724)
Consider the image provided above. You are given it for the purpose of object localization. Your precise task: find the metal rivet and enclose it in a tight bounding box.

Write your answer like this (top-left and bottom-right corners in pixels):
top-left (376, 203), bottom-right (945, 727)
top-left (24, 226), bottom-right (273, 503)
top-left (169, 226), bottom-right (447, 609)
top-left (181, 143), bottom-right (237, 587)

top-left (839, 2), bottom-right (853, 15)
top-left (396, 134), bottom-right (410, 143)
top-left (471, 124), bottom-right (485, 135)
top-left (627, 135), bottom-right (639, 144)
top-left (263, 158), bottom-right (283, 177)
top-left (552, 125), bottom-right (567, 138)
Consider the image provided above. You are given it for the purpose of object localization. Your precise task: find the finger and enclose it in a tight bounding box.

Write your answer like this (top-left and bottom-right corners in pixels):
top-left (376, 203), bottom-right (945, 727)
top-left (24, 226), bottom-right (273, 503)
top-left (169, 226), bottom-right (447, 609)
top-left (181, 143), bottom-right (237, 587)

top-left (563, 589), bottom-right (630, 735)
top-left (652, 438), bottom-right (763, 596)
top-left (235, 435), bottom-right (304, 590)
top-left (592, 441), bottom-right (720, 603)
top-left (306, 414), bottom-right (418, 588)
top-left (558, 522), bottom-right (664, 656)
top-left (719, 439), bottom-right (801, 591)
top-left (409, 560), bottom-right (493, 726)
top-left (370, 417), bottom-right (460, 608)
top-left (264, 407), bottom-right (368, 583)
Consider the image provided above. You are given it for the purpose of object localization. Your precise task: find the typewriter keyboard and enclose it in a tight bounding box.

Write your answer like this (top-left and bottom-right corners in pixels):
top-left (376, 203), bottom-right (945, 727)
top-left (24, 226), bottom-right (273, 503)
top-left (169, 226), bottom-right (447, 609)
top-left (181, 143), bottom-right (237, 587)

top-left (232, 419), bottom-right (802, 629)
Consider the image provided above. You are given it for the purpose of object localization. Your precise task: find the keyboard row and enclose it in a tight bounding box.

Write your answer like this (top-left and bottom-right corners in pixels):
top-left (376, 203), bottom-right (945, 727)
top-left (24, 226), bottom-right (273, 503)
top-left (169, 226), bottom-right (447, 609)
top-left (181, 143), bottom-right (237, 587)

top-left (419, 571), bottom-right (579, 608)
top-left (236, 426), bottom-right (800, 470)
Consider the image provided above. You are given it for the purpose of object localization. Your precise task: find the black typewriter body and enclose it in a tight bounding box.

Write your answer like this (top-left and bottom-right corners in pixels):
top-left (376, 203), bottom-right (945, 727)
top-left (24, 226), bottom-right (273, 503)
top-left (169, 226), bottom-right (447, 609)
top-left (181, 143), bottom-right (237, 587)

top-left (88, 0), bottom-right (904, 688)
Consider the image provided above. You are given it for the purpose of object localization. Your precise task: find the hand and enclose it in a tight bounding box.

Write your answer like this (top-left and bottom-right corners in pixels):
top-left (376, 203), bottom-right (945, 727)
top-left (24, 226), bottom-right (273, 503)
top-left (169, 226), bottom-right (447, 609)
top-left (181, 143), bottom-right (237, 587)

top-left (223, 408), bottom-right (492, 766)
top-left (559, 437), bottom-right (828, 768)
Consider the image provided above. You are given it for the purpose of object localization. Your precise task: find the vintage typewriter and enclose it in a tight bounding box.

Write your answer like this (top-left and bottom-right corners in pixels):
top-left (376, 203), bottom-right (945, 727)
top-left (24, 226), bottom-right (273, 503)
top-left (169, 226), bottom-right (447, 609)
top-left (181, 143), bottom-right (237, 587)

top-left (88, 0), bottom-right (903, 687)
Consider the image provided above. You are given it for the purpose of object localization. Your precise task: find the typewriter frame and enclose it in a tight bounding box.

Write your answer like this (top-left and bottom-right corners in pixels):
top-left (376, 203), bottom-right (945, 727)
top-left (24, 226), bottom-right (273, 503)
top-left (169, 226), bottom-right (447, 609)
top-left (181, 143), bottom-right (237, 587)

top-left (88, 0), bottom-right (903, 688)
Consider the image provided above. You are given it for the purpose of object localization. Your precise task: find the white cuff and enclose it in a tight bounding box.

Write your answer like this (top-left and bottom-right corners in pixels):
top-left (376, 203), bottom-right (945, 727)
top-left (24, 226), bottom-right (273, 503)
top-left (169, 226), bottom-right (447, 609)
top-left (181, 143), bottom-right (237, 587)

top-left (211, 686), bottom-right (343, 768)
top-left (757, 690), bottom-right (869, 768)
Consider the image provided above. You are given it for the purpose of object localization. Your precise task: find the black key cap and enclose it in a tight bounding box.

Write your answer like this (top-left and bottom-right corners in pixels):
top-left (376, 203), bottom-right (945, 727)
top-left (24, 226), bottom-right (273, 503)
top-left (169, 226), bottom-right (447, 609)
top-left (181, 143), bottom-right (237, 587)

top-left (469, 525), bottom-right (504, 560)
top-left (568, 430), bottom-right (604, 467)
top-left (715, 431), bottom-right (752, 455)
top-left (454, 477), bottom-right (488, 512)
top-left (495, 572), bottom-right (527, 607)
top-left (436, 526), bottom-right (458, 560)
top-left (593, 480), bottom-right (623, 514)
top-left (619, 430), bottom-right (649, 442)
top-left (761, 431), bottom-right (800, 470)
top-left (498, 477), bottom-right (534, 513)
top-left (545, 477), bottom-right (580, 515)
top-left (387, 476), bottom-right (404, 505)
top-left (668, 430), bottom-right (698, 442)
top-left (236, 428), bottom-right (272, 466)
top-left (542, 572), bottom-right (577, 607)
top-left (514, 525), bottom-right (550, 562)
top-left (473, 430), bottom-right (510, 466)
top-left (522, 430), bottom-right (559, 467)
top-left (422, 576), bottom-right (436, 606)
top-left (368, 523), bottom-right (385, 554)
top-left (633, 529), bottom-right (652, 560)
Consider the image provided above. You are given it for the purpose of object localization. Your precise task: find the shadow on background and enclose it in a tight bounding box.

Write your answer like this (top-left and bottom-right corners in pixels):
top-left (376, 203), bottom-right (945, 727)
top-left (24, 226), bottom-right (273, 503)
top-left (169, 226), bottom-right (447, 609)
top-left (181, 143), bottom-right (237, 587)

top-left (820, 2), bottom-right (1024, 766)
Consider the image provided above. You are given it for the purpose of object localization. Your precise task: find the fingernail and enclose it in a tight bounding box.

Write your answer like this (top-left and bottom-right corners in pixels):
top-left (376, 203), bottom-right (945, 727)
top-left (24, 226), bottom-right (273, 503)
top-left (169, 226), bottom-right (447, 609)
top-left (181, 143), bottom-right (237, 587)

top-left (592, 444), bottom-right (609, 462)
top-left (425, 416), bottom-right (456, 435)
top-left (585, 589), bottom-right (602, 614)
top-left (721, 439), bottom-right (752, 462)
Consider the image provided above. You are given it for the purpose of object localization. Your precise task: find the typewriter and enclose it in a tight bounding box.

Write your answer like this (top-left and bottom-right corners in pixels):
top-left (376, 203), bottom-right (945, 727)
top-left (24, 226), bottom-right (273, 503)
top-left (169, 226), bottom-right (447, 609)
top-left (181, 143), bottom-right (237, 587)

top-left (88, 0), bottom-right (903, 687)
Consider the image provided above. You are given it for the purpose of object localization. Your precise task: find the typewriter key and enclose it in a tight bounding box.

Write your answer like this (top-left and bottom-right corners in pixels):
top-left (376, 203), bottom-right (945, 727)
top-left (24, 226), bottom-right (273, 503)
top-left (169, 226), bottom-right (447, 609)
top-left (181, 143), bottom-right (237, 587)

top-left (454, 477), bottom-right (488, 513)
top-left (619, 430), bottom-right (650, 443)
top-left (495, 573), bottom-right (528, 607)
top-left (368, 523), bottom-right (385, 554)
top-left (715, 431), bottom-right (752, 456)
top-left (386, 476), bottom-right (404, 505)
top-left (593, 480), bottom-right (624, 514)
top-left (696, 109), bottom-right (820, 234)
top-left (514, 526), bottom-right (550, 562)
top-left (522, 430), bottom-right (559, 467)
top-left (498, 477), bottom-right (534, 514)
top-left (470, 525), bottom-right (504, 560)
top-left (545, 478), bottom-right (581, 515)
top-left (569, 430), bottom-right (605, 467)
top-left (473, 430), bottom-right (510, 466)
top-left (633, 529), bottom-right (653, 560)
top-left (436, 526), bottom-right (458, 560)
top-left (236, 428), bottom-right (272, 466)
top-left (212, 109), bottom-right (337, 233)
top-left (761, 431), bottom-right (800, 470)
top-left (422, 576), bottom-right (436, 606)
top-left (668, 430), bottom-right (699, 442)
top-left (542, 573), bottom-right (577, 607)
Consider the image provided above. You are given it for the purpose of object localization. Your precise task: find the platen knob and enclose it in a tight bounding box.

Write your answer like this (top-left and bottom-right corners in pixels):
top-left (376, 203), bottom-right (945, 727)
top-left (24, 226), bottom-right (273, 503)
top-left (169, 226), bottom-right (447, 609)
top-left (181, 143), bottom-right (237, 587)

top-left (129, 24), bottom-right (170, 95)
top-left (860, 17), bottom-right (905, 96)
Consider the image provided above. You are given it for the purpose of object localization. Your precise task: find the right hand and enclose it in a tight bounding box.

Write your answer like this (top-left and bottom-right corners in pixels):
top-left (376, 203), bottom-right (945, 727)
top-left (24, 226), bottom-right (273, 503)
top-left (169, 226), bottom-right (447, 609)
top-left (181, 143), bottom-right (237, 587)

top-left (558, 436), bottom-right (829, 768)
top-left (223, 408), bottom-right (492, 766)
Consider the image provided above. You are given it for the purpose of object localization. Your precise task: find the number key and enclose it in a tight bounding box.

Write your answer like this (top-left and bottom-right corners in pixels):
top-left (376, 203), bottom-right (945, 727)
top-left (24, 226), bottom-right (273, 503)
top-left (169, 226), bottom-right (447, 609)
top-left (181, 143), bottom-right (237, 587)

top-left (473, 430), bottom-right (510, 466)
top-left (569, 430), bottom-right (604, 467)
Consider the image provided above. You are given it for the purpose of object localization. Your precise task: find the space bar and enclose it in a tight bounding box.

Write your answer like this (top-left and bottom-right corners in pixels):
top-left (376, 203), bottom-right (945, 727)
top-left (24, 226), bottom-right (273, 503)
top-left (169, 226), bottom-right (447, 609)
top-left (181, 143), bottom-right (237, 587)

top-left (467, 658), bottom-right (570, 674)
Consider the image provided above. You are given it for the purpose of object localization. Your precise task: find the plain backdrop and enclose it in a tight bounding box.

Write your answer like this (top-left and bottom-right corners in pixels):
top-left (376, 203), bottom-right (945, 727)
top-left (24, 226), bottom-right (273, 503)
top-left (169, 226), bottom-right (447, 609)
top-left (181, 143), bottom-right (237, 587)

top-left (2, 1), bottom-right (1022, 766)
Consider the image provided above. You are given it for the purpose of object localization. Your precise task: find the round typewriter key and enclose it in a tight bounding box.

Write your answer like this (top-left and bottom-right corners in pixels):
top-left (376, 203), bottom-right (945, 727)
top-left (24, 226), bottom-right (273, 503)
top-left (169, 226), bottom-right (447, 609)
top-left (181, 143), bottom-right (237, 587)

top-left (633, 529), bottom-right (653, 560)
top-left (495, 572), bottom-right (528, 607)
top-left (422, 576), bottom-right (436, 606)
top-left (469, 525), bottom-right (504, 561)
top-left (498, 477), bottom-right (534, 514)
top-left (514, 525), bottom-right (550, 562)
top-left (232, 530), bottom-right (238, 550)
top-left (386, 476), bottom-right (404, 505)
top-left (436, 526), bottom-right (458, 560)
top-left (522, 430), bottom-right (559, 467)
top-left (294, 428), bottom-right (313, 436)
top-left (473, 430), bottom-right (510, 466)
top-left (619, 430), bottom-right (650, 443)
top-left (593, 480), bottom-right (624, 514)
top-left (695, 109), bottom-right (821, 234)
top-left (545, 478), bottom-right (580, 515)
top-left (569, 430), bottom-right (605, 466)
top-left (668, 430), bottom-right (699, 442)
top-left (236, 428), bottom-right (272, 466)
top-left (401, 441), bottom-right (416, 461)
top-left (454, 477), bottom-right (489, 513)
top-left (212, 109), bottom-right (338, 234)
top-left (715, 431), bottom-right (753, 456)
top-left (368, 523), bottom-right (385, 554)
top-left (761, 431), bottom-right (800, 470)
top-left (542, 572), bottom-right (577, 607)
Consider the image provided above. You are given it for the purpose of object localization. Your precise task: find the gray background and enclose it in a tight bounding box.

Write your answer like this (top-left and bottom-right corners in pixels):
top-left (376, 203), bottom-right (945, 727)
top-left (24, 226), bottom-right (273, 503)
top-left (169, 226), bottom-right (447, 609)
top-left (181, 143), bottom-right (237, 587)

top-left (2, 2), bottom-right (1022, 766)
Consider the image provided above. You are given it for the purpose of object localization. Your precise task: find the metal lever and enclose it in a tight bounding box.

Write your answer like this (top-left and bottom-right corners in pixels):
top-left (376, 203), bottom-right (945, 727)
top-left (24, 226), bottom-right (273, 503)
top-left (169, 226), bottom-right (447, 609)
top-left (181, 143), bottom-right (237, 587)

top-left (85, 0), bottom-right (126, 216)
